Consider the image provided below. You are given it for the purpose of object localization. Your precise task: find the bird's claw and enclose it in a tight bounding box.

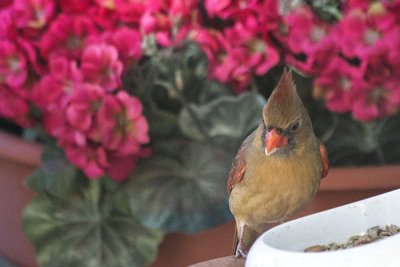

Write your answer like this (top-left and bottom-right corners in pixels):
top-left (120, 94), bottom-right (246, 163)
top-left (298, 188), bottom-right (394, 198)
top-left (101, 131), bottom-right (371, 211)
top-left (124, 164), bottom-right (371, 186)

top-left (235, 245), bottom-right (248, 259)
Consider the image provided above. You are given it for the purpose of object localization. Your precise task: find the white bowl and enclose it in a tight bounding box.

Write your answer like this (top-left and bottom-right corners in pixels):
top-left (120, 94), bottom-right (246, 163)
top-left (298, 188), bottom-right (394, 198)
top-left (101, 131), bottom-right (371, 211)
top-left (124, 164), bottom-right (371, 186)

top-left (246, 189), bottom-right (400, 267)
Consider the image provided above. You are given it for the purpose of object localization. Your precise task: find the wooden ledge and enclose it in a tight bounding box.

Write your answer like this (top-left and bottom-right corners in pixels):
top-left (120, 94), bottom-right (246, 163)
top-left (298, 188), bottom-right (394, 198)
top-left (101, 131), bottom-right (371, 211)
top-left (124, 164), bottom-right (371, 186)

top-left (189, 256), bottom-right (245, 267)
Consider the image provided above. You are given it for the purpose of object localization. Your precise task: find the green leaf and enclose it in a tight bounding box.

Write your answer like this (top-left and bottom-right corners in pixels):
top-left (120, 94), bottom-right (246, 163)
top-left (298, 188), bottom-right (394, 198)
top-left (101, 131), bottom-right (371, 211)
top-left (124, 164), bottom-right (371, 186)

top-left (23, 179), bottom-right (164, 267)
top-left (379, 114), bottom-right (400, 164)
top-left (179, 93), bottom-right (266, 151)
top-left (144, 107), bottom-right (180, 138)
top-left (152, 42), bottom-right (231, 104)
top-left (197, 80), bottom-right (232, 104)
top-left (126, 141), bottom-right (233, 233)
top-left (25, 141), bottom-right (85, 197)
top-left (321, 114), bottom-right (399, 166)
top-left (306, 0), bottom-right (342, 22)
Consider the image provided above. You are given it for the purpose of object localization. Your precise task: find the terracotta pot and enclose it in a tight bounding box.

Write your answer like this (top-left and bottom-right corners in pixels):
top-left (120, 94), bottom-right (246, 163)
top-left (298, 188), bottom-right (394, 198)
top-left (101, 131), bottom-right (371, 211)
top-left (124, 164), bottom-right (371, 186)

top-left (152, 165), bottom-right (400, 267)
top-left (1, 130), bottom-right (399, 267)
top-left (0, 131), bottom-right (41, 267)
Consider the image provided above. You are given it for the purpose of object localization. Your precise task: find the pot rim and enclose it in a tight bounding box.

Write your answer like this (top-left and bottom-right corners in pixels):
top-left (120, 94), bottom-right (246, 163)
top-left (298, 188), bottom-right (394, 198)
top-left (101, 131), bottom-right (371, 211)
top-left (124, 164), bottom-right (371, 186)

top-left (0, 129), bottom-right (399, 190)
top-left (0, 130), bottom-right (42, 167)
top-left (320, 165), bottom-right (400, 191)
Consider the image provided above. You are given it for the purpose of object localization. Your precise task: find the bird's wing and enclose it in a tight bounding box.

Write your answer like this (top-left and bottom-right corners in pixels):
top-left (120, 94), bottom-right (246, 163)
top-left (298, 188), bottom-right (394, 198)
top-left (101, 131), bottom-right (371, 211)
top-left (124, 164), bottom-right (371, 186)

top-left (319, 141), bottom-right (329, 179)
top-left (227, 132), bottom-right (255, 194)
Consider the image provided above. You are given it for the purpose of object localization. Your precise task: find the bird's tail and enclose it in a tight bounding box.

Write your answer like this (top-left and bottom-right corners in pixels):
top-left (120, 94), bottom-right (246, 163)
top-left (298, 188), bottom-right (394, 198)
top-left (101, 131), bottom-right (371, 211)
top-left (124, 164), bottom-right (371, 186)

top-left (232, 227), bottom-right (239, 255)
top-left (232, 223), bottom-right (261, 257)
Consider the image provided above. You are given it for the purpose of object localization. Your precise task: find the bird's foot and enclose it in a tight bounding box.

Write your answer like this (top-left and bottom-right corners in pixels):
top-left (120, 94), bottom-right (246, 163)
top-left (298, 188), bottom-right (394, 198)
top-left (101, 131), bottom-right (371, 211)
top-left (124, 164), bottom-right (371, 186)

top-left (235, 245), bottom-right (248, 259)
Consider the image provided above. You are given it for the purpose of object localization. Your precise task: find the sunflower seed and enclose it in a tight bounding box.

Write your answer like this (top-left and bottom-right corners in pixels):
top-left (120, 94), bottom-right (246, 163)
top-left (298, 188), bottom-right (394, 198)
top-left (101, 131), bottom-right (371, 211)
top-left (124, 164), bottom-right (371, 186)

top-left (304, 225), bottom-right (400, 252)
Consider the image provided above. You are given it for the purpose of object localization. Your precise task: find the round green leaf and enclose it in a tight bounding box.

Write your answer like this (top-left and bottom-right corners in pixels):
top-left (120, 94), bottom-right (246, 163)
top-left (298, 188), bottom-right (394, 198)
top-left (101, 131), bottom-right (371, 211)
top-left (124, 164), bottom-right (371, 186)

top-left (145, 107), bottom-right (179, 138)
top-left (179, 92), bottom-right (266, 150)
top-left (23, 179), bottom-right (164, 267)
top-left (25, 142), bottom-right (86, 197)
top-left (126, 141), bottom-right (233, 233)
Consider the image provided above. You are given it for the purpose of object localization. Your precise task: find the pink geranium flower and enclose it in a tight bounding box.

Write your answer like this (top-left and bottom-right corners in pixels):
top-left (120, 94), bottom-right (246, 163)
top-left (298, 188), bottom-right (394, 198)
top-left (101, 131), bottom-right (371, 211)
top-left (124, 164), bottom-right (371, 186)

top-left (0, 85), bottom-right (31, 127)
top-left (383, 0), bottom-right (400, 16)
top-left (194, 21), bottom-right (280, 92)
top-left (352, 81), bottom-right (400, 122)
top-left (99, 27), bottom-right (142, 67)
top-left (194, 29), bottom-right (242, 90)
top-left (0, 40), bottom-right (28, 89)
top-left (209, 51), bottom-right (254, 93)
top-left (33, 76), bottom-right (65, 112)
top-left (140, 11), bottom-right (173, 46)
top-left (224, 22), bottom-right (280, 76)
top-left (140, 0), bottom-right (199, 47)
top-left (40, 14), bottom-right (98, 59)
top-left (204, 0), bottom-right (233, 19)
top-left (107, 148), bottom-right (151, 182)
top-left (42, 108), bottom-right (68, 138)
top-left (80, 44), bottom-right (123, 92)
top-left (32, 57), bottom-right (83, 111)
top-left (107, 154), bottom-right (139, 182)
top-left (204, 0), bottom-right (261, 21)
top-left (141, 10), bottom-right (171, 34)
top-left (313, 57), bottom-right (363, 113)
top-left (346, 0), bottom-right (370, 11)
top-left (88, 94), bottom-right (121, 144)
top-left (229, 64), bottom-right (253, 93)
top-left (114, 0), bottom-right (146, 25)
top-left (12, 0), bottom-right (55, 30)
top-left (191, 28), bottom-right (222, 60)
top-left (111, 28), bottom-right (142, 63)
top-left (360, 42), bottom-right (398, 84)
top-left (0, 0), bottom-right (12, 9)
top-left (286, 6), bottom-right (335, 75)
top-left (66, 83), bottom-right (105, 132)
top-left (33, 57), bottom-right (84, 138)
top-left (66, 90), bottom-right (150, 181)
top-left (86, 2), bottom-right (118, 29)
top-left (0, 6), bottom-right (16, 39)
top-left (65, 144), bottom-right (108, 178)
top-left (170, 0), bottom-right (198, 17)
top-left (116, 91), bottom-right (150, 146)
top-left (49, 56), bottom-right (83, 82)
top-left (59, 0), bottom-right (92, 13)
top-left (93, 91), bottom-right (149, 156)
top-left (336, 4), bottom-right (399, 59)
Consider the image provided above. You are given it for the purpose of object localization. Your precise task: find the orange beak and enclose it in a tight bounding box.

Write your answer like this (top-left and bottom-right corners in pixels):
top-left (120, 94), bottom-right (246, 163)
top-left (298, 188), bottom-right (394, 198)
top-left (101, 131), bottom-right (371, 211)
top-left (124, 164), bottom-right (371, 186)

top-left (265, 128), bottom-right (288, 156)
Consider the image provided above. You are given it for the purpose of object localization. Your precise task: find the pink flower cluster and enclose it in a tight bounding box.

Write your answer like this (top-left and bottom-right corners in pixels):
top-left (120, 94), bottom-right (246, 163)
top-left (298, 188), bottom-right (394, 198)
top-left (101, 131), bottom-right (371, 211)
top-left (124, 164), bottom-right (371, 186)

top-left (287, 1), bottom-right (400, 122)
top-left (189, 0), bottom-right (400, 121)
top-left (0, 0), bottom-right (154, 181)
top-left (1, 0), bottom-right (400, 182)
top-left (192, 0), bottom-right (283, 92)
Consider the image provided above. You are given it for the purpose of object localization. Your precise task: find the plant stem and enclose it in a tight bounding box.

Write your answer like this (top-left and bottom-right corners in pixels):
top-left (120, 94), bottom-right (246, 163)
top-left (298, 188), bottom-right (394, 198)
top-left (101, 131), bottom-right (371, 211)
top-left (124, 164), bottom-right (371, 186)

top-left (362, 119), bottom-right (387, 164)
top-left (375, 118), bottom-right (388, 164)
top-left (88, 178), bottom-right (101, 205)
top-left (376, 145), bottom-right (386, 164)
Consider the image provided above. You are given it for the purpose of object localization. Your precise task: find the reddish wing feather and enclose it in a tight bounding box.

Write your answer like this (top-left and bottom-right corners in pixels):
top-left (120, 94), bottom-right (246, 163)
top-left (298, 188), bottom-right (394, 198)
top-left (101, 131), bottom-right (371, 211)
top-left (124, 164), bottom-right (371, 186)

top-left (227, 130), bottom-right (257, 193)
top-left (227, 145), bottom-right (246, 194)
top-left (319, 142), bottom-right (329, 178)
top-left (227, 134), bottom-right (253, 193)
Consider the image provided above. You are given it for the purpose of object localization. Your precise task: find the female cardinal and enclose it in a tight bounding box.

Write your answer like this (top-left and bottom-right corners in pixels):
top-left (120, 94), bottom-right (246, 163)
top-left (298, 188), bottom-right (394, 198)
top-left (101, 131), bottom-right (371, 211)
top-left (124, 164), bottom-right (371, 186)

top-left (227, 69), bottom-right (329, 258)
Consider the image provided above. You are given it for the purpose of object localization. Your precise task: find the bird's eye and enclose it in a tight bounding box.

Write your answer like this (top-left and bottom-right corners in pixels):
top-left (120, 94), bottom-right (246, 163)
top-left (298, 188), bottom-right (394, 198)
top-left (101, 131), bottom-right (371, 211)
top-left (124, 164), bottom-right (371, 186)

top-left (290, 122), bottom-right (300, 132)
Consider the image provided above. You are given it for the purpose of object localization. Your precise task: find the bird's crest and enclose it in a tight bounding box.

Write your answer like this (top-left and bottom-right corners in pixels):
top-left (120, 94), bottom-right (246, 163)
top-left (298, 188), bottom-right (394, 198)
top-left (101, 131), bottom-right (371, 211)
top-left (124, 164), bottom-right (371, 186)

top-left (269, 68), bottom-right (295, 102)
top-left (263, 68), bottom-right (302, 127)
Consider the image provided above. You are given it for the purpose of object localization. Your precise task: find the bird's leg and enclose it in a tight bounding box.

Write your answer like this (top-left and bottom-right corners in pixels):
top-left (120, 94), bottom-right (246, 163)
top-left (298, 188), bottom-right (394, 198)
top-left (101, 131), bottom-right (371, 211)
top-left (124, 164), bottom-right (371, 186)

top-left (235, 224), bottom-right (249, 258)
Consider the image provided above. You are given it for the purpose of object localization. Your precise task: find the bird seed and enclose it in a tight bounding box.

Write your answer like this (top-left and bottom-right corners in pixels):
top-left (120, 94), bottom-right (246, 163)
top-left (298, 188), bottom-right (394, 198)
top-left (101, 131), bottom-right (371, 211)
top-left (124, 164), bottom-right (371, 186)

top-left (304, 225), bottom-right (400, 252)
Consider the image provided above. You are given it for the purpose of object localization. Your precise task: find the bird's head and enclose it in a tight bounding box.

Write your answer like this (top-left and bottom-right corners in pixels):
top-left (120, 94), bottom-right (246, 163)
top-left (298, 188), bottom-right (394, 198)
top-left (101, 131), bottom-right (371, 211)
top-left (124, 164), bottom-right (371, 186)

top-left (261, 68), bottom-right (312, 157)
